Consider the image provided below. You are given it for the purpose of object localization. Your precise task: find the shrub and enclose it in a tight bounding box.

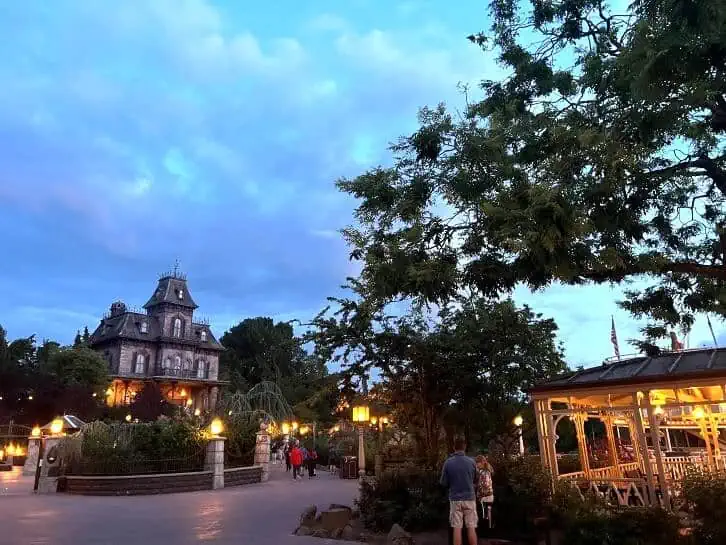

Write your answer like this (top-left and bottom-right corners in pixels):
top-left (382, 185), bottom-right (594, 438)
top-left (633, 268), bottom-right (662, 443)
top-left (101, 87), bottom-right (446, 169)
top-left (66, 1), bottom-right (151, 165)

top-left (357, 468), bottom-right (447, 533)
top-left (682, 470), bottom-right (726, 545)
top-left (561, 506), bottom-right (683, 545)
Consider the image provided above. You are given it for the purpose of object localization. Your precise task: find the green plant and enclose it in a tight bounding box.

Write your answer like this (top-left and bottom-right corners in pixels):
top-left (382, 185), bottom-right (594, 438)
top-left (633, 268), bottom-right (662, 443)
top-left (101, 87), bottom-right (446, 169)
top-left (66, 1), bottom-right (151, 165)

top-left (357, 468), bottom-right (447, 533)
top-left (682, 470), bottom-right (726, 545)
top-left (561, 507), bottom-right (683, 545)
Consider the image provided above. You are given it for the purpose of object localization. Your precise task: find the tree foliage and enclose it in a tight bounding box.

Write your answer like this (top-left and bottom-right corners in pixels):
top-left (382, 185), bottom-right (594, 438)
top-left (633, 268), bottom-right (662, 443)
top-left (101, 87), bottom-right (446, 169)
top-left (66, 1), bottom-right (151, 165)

top-left (337, 0), bottom-right (726, 347)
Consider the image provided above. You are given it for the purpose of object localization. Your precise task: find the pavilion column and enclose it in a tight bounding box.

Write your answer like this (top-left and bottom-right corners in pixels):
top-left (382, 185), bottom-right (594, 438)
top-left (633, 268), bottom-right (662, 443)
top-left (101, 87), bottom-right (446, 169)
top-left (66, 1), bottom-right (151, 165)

top-left (534, 400), bottom-right (549, 470)
top-left (604, 414), bottom-right (621, 476)
top-left (644, 394), bottom-right (671, 510)
top-left (707, 410), bottom-right (722, 470)
top-left (544, 403), bottom-right (559, 480)
top-left (697, 416), bottom-right (715, 470)
top-left (573, 412), bottom-right (591, 478)
top-left (632, 396), bottom-right (657, 506)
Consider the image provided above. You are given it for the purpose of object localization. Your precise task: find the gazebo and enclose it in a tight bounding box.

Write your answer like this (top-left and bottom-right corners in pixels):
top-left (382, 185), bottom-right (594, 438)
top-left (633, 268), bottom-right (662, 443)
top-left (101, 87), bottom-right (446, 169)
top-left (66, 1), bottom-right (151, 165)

top-left (530, 347), bottom-right (726, 510)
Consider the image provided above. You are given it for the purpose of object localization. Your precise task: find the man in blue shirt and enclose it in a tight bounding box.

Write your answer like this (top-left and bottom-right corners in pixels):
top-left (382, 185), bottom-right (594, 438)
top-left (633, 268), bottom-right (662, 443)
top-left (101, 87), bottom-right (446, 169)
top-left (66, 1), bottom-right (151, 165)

top-left (440, 437), bottom-right (478, 545)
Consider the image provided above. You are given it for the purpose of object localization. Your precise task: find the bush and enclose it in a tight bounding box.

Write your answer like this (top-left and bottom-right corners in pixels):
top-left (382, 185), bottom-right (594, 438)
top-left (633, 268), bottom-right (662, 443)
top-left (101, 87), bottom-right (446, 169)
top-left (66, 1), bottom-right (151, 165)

top-left (561, 506), bottom-right (683, 545)
top-left (357, 468), bottom-right (447, 533)
top-left (682, 470), bottom-right (726, 545)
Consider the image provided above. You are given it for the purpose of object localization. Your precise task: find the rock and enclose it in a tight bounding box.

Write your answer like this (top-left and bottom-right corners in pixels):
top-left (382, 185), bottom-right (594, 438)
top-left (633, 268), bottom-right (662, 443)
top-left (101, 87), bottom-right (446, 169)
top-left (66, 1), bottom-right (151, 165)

top-left (331, 528), bottom-right (343, 539)
top-left (312, 528), bottom-right (331, 538)
top-left (296, 526), bottom-right (313, 536)
top-left (387, 524), bottom-right (413, 545)
top-left (341, 524), bottom-right (355, 541)
top-left (329, 503), bottom-right (353, 512)
top-left (300, 504), bottom-right (317, 526)
top-left (320, 508), bottom-right (352, 531)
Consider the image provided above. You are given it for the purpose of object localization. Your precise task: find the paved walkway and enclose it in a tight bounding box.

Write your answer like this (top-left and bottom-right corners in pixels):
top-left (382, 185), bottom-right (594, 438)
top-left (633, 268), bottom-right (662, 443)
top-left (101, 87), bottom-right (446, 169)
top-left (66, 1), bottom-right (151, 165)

top-left (0, 465), bottom-right (360, 545)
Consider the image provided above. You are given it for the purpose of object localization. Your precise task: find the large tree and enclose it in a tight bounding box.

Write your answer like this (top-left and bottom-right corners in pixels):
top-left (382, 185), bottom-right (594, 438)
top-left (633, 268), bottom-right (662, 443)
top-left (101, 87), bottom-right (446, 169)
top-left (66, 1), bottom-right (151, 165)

top-left (337, 0), bottom-right (726, 347)
top-left (308, 289), bottom-right (566, 461)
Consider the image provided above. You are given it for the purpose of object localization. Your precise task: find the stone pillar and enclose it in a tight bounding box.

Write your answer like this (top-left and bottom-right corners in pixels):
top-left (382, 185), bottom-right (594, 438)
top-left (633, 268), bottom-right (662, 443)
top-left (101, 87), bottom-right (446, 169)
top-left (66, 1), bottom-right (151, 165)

top-left (254, 423), bottom-right (270, 482)
top-left (205, 437), bottom-right (225, 490)
top-left (209, 386), bottom-right (219, 411)
top-left (23, 437), bottom-right (41, 476)
top-left (37, 436), bottom-right (62, 494)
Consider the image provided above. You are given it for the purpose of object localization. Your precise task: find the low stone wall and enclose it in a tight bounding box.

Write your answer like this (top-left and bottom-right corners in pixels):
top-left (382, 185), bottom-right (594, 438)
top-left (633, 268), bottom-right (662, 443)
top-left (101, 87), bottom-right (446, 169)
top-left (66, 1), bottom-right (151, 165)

top-left (61, 470), bottom-right (214, 496)
top-left (224, 465), bottom-right (263, 487)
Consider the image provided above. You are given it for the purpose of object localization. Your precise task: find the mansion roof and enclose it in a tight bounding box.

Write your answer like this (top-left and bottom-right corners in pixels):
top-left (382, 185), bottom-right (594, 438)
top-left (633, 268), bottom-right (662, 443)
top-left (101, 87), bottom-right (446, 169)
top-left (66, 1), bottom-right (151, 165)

top-left (530, 347), bottom-right (726, 394)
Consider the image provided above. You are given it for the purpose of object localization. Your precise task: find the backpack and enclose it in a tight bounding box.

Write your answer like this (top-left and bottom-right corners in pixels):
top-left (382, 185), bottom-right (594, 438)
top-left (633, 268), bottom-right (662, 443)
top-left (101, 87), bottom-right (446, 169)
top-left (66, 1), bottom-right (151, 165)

top-left (477, 469), bottom-right (493, 499)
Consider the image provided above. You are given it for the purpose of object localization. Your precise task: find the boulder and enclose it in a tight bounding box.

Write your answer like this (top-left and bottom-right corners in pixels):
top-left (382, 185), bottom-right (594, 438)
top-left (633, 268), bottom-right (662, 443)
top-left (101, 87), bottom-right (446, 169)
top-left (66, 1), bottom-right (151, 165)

top-left (300, 505), bottom-right (317, 526)
top-left (331, 528), bottom-right (344, 539)
top-left (312, 528), bottom-right (331, 538)
top-left (387, 524), bottom-right (414, 545)
top-left (341, 524), bottom-right (355, 541)
top-left (320, 508), bottom-right (352, 531)
top-left (295, 526), bottom-right (313, 536)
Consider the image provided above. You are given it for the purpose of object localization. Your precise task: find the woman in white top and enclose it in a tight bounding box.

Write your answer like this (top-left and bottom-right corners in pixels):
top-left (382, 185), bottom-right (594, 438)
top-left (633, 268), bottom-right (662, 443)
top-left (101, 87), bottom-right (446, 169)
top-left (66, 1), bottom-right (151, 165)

top-left (475, 455), bottom-right (495, 529)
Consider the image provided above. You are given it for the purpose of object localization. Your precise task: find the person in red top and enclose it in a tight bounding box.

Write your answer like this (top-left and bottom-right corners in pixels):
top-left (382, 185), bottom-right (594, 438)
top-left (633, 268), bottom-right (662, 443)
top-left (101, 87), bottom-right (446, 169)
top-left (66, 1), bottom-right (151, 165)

top-left (290, 441), bottom-right (304, 481)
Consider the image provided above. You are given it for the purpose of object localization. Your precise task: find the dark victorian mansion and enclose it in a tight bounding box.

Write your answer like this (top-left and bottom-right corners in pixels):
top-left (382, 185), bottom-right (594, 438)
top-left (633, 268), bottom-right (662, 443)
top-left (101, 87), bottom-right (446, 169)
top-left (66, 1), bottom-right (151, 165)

top-left (89, 270), bottom-right (225, 411)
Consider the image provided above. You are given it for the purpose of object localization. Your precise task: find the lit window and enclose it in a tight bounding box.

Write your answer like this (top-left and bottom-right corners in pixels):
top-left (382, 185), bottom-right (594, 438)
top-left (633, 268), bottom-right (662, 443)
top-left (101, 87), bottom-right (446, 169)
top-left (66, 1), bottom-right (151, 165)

top-left (178, 289), bottom-right (184, 300)
top-left (197, 360), bottom-right (206, 379)
top-left (174, 356), bottom-right (181, 371)
top-left (200, 331), bottom-right (207, 342)
top-left (135, 354), bottom-right (145, 374)
top-left (140, 321), bottom-right (148, 334)
top-left (173, 318), bottom-right (182, 337)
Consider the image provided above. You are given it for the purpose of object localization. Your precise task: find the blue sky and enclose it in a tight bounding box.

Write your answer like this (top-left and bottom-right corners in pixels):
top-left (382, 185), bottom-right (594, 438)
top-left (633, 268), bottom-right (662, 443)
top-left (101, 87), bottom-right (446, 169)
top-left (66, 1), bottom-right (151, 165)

top-left (0, 0), bottom-right (721, 367)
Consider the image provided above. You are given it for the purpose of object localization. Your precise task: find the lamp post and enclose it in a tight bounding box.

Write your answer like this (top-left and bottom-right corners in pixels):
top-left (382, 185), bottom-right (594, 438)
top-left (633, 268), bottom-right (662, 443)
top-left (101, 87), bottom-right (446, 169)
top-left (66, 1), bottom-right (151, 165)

top-left (513, 415), bottom-right (525, 455)
top-left (352, 404), bottom-right (370, 479)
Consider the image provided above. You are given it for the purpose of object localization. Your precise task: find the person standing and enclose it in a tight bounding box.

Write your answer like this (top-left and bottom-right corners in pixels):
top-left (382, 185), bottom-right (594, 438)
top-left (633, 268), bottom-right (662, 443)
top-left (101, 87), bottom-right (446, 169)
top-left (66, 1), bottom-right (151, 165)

top-left (440, 437), bottom-right (478, 545)
top-left (284, 443), bottom-right (292, 472)
top-left (290, 441), bottom-right (304, 481)
top-left (475, 455), bottom-right (494, 530)
top-left (307, 448), bottom-right (318, 478)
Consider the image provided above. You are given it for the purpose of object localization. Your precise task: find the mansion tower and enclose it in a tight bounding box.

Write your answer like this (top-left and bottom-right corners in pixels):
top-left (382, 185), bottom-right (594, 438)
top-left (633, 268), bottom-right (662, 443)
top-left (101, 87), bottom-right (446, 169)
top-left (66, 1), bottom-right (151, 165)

top-left (89, 270), bottom-right (225, 411)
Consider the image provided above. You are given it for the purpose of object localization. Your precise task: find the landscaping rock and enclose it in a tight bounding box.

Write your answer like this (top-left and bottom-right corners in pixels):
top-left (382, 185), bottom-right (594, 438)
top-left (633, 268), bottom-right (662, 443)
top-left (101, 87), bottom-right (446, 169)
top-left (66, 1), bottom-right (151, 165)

top-left (300, 505), bottom-right (318, 526)
top-left (320, 508), bottom-right (352, 531)
top-left (331, 528), bottom-right (344, 539)
top-left (296, 526), bottom-right (313, 536)
top-left (341, 524), bottom-right (355, 541)
top-left (312, 528), bottom-right (331, 538)
top-left (387, 524), bottom-right (414, 545)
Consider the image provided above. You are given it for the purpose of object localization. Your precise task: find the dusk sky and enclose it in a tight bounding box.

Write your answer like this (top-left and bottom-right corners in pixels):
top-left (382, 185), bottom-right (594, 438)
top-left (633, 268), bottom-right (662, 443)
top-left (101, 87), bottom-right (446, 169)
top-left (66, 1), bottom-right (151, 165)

top-left (0, 0), bottom-right (721, 368)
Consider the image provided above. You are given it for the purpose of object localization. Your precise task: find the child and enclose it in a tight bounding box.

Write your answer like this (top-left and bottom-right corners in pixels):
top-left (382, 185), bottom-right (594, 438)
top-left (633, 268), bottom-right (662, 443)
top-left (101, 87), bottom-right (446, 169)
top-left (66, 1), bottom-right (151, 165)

top-left (475, 455), bottom-right (494, 529)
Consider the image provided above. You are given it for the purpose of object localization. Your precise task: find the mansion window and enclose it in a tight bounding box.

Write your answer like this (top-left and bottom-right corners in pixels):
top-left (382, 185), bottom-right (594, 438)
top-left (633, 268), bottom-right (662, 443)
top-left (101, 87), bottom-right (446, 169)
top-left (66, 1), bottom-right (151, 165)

top-left (134, 354), bottom-right (145, 374)
top-left (200, 331), bottom-right (207, 342)
top-left (140, 321), bottom-right (148, 334)
top-left (173, 355), bottom-right (182, 371)
top-left (196, 360), bottom-right (206, 379)
top-left (163, 357), bottom-right (171, 369)
top-left (177, 288), bottom-right (184, 300)
top-left (173, 318), bottom-right (182, 337)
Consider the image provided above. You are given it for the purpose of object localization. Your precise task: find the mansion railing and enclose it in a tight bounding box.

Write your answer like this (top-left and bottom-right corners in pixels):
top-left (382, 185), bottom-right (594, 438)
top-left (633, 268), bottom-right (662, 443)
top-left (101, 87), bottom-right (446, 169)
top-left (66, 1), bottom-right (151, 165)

top-left (153, 366), bottom-right (210, 380)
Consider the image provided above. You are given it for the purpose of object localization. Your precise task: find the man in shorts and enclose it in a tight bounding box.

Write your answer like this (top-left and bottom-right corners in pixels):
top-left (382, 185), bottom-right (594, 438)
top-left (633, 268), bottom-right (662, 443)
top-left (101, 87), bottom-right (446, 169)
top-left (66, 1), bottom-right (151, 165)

top-left (440, 437), bottom-right (478, 545)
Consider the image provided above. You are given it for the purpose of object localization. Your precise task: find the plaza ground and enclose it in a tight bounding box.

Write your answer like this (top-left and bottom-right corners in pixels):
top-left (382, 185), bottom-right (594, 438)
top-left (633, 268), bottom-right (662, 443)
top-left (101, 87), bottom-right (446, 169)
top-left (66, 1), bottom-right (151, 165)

top-left (0, 464), bottom-right (359, 545)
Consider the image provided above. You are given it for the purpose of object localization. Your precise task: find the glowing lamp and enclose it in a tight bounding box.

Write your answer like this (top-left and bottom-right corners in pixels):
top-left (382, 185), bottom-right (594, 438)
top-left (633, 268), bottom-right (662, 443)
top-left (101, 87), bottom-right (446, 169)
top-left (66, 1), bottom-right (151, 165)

top-left (7, 444), bottom-right (16, 456)
top-left (352, 405), bottom-right (370, 423)
top-left (210, 418), bottom-right (224, 437)
top-left (371, 416), bottom-right (378, 425)
top-left (50, 418), bottom-right (64, 435)
top-left (28, 395), bottom-right (33, 400)
top-left (381, 417), bottom-right (389, 425)
top-left (31, 426), bottom-right (41, 438)
top-left (125, 414), bottom-right (132, 423)
top-left (106, 388), bottom-right (114, 396)
top-left (292, 421), bottom-right (299, 431)
top-left (0, 450), bottom-right (3, 459)
top-left (180, 388), bottom-right (187, 398)
top-left (194, 408), bottom-right (201, 417)
top-left (186, 398), bottom-right (193, 407)
top-left (653, 406), bottom-right (664, 416)
top-left (513, 415), bottom-right (524, 427)
top-left (282, 422), bottom-right (290, 434)
top-left (693, 406), bottom-right (706, 419)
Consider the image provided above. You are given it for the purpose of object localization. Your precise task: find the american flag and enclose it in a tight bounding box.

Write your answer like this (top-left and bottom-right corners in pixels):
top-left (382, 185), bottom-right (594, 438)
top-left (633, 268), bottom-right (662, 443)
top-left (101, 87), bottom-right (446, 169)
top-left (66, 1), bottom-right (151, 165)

top-left (611, 316), bottom-right (621, 360)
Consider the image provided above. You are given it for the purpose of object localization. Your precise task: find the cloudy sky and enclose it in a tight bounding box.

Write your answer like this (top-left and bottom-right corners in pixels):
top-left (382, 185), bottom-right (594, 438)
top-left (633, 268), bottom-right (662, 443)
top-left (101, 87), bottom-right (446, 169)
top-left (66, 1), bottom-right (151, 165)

top-left (0, 0), bottom-right (721, 368)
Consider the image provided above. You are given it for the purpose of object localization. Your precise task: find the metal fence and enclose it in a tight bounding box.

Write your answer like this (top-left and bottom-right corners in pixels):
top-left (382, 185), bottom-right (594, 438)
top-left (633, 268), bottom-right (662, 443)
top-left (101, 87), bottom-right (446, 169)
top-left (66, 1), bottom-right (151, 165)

top-left (63, 449), bottom-right (206, 476)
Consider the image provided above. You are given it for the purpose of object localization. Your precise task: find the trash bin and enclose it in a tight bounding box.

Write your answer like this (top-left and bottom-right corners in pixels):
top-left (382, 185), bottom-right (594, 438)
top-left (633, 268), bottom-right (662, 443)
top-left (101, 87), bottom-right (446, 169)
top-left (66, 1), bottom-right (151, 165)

top-left (340, 456), bottom-right (358, 479)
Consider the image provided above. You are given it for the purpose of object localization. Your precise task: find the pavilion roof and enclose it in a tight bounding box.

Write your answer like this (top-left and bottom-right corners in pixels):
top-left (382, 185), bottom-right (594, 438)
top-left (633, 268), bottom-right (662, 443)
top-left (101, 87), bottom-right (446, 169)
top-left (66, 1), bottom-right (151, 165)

top-left (530, 347), bottom-right (726, 394)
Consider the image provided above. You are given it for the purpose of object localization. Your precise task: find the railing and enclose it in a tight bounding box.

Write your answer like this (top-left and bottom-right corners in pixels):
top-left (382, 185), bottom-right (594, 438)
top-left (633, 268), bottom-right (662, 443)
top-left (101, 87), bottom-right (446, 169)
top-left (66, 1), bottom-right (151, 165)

top-left (154, 367), bottom-right (209, 380)
top-left (567, 477), bottom-right (652, 506)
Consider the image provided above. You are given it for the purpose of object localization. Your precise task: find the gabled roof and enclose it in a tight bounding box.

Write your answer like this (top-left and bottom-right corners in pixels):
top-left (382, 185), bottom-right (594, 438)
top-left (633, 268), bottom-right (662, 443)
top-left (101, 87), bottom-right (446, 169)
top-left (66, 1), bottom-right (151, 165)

top-left (530, 347), bottom-right (726, 394)
top-left (143, 275), bottom-right (198, 309)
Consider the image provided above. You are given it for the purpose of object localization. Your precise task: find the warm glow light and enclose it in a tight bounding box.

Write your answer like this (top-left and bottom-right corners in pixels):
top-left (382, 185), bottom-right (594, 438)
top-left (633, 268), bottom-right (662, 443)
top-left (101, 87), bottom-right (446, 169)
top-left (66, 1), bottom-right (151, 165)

top-left (194, 408), bottom-right (201, 417)
top-left (292, 421), bottom-right (299, 430)
top-left (653, 406), bottom-right (664, 416)
top-left (106, 388), bottom-right (114, 396)
top-left (7, 444), bottom-right (16, 456)
top-left (370, 416), bottom-right (378, 425)
top-left (352, 405), bottom-right (370, 423)
top-left (282, 423), bottom-right (290, 434)
top-left (27, 395), bottom-right (33, 400)
top-left (334, 425), bottom-right (340, 432)
top-left (300, 426), bottom-right (309, 435)
top-left (92, 392), bottom-right (97, 397)
top-left (381, 417), bottom-right (389, 425)
top-left (210, 418), bottom-right (224, 436)
top-left (50, 418), bottom-right (64, 435)
top-left (31, 426), bottom-right (41, 438)
top-left (186, 398), bottom-right (193, 406)
top-left (180, 388), bottom-right (187, 398)
top-left (0, 450), bottom-right (4, 459)
top-left (513, 415), bottom-right (524, 427)
top-left (693, 406), bottom-right (706, 419)
top-left (125, 414), bottom-right (132, 423)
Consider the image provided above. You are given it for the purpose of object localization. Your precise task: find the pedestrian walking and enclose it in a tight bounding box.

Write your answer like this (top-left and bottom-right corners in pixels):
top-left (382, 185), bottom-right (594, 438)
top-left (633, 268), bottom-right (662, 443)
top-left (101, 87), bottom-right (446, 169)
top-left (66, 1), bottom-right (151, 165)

top-left (290, 441), bottom-right (304, 481)
top-left (440, 437), bottom-right (478, 545)
top-left (308, 448), bottom-right (318, 478)
top-left (475, 455), bottom-right (494, 529)
top-left (285, 444), bottom-right (291, 472)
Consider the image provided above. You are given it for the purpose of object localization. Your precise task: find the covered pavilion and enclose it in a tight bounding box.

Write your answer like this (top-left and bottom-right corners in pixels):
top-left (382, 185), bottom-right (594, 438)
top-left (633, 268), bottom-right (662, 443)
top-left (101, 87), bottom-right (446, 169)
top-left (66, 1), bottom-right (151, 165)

top-left (530, 347), bottom-right (726, 510)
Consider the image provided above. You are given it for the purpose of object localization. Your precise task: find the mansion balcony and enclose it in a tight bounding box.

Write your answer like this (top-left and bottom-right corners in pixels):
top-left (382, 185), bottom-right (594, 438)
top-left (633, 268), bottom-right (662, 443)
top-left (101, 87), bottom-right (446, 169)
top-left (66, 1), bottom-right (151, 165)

top-left (109, 366), bottom-right (212, 381)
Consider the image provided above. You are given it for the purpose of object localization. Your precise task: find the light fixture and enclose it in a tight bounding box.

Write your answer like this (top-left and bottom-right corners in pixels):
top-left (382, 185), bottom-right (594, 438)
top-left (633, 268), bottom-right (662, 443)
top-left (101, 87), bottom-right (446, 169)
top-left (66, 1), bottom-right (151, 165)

top-left (381, 417), bottom-right (389, 425)
top-left (513, 415), bottom-right (524, 427)
top-left (186, 398), bottom-right (193, 407)
top-left (352, 405), bottom-right (370, 423)
top-left (334, 425), bottom-right (340, 432)
top-left (282, 422), bottom-right (290, 434)
top-left (292, 421), bottom-right (299, 430)
top-left (31, 426), bottom-right (41, 438)
top-left (194, 408), bottom-right (201, 417)
top-left (371, 416), bottom-right (378, 425)
top-left (125, 414), bottom-right (132, 423)
top-left (693, 406), bottom-right (706, 419)
top-left (210, 418), bottom-right (224, 437)
top-left (180, 388), bottom-right (187, 398)
top-left (653, 406), bottom-right (664, 416)
top-left (92, 392), bottom-right (97, 397)
top-left (28, 395), bottom-right (33, 401)
top-left (228, 410), bottom-right (233, 416)
top-left (50, 418), bottom-right (64, 435)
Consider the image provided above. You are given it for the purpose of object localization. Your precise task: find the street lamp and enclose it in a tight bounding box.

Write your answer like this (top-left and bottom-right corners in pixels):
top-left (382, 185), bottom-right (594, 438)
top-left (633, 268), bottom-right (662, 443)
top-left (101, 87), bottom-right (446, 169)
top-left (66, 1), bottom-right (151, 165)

top-left (209, 418), bottom-right (224, 437)
top-left (50, 418), bottom-right (64, 436)
top-left (352, 405), bottom-right (370, 479)
top-left (513, 415), bottom-right (525, 455)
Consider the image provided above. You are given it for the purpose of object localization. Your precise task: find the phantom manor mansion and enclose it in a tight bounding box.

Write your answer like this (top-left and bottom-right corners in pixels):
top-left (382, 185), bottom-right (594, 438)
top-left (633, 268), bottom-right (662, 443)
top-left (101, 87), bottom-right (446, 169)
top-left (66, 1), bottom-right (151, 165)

top-left (89, 271), bottom-right (225, 411)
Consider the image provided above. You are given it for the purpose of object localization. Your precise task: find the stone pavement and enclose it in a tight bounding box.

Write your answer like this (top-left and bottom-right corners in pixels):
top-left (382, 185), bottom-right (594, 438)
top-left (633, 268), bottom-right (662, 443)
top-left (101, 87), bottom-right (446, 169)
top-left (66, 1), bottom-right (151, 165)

top-left (0, 464), bottom-right (360, 545)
